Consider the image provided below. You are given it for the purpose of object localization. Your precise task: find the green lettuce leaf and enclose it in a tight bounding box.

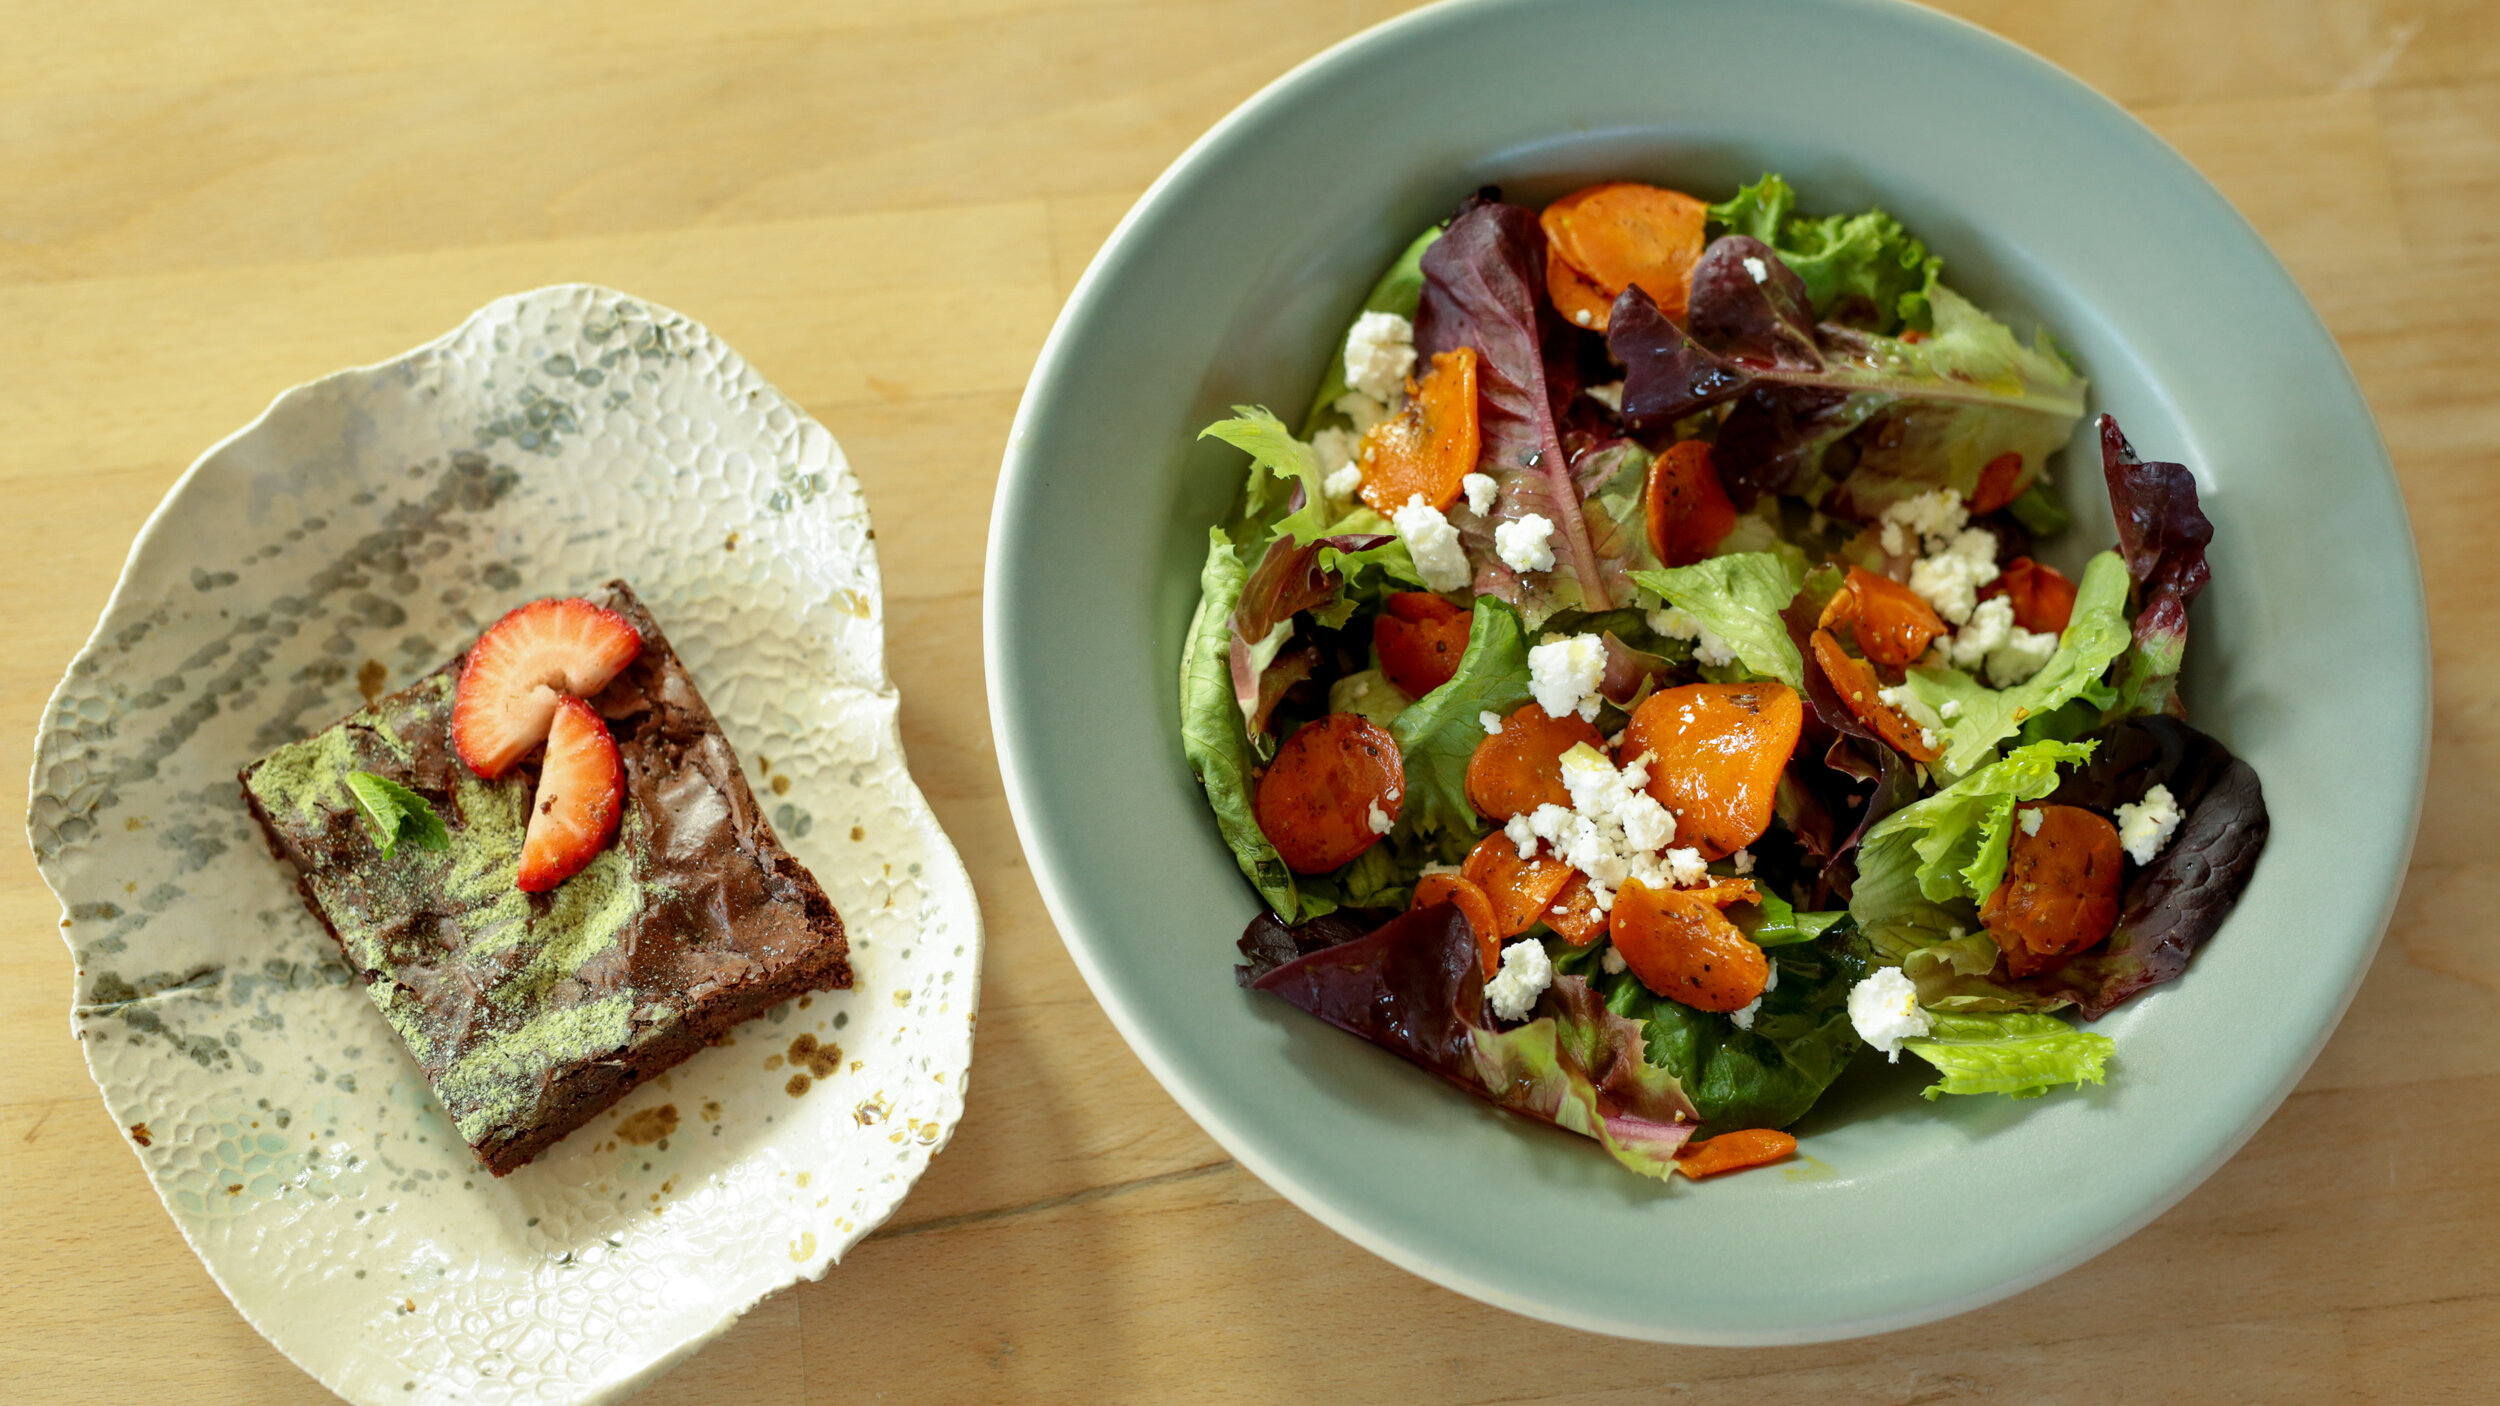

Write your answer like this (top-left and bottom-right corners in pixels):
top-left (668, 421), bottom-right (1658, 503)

top-left (1390, 596), bottom-right (1531, 841)
top-left (1736, 889), bottom-right (1848, 948)
top-left (1708, 173), bottom-right (1942, 332)
top-left (1302, 225), bottom-right (1442, 436)
top-left (1903, 551), bottom-right (2131, 779)
top-left (1595, 924), bottom-right (1871, 1134)
top-left (346, 771), bottom-right (448, 859)
top-left (1902, 1011), bottom-right (2114, 1100)
top-left (1203, 407), bottom-right (1331, 548)
top-left (1180, 528), bottom-right (1304, 918)
top-left (1629, 553), bottom-right (1805, 690)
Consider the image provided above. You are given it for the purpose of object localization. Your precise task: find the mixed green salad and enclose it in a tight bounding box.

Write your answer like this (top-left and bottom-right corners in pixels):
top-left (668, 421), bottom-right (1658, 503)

top-left (1183, 176), bottom-right (2269, 1182)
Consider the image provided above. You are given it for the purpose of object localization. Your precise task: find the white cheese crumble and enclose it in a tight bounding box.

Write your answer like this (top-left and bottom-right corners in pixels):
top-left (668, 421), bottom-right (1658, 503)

top-left (1847, 967), bottom-right (1933, 1062)
top-left (1984, 624), bottom-right (2059, 687)
top-left (1343, 311), bottom-right (1417, 405)
top-left (1527, 633), bottom-right (1609, 722)
top-left (1877, 488), bottom-right (1970, 558)
top-left (1494, 513), bottom-right (1558, 573)
top-left (1393, 495), bottom-right (1472, 594)
top-left (2115, 783), bottom-right (2185, 865)
top-left (1906, 526), bottom-right (2002, 626)
top-left (1600, 944), bottom-right (1628, 974)
top-left (1877, 684), bottom-right (1945, 734)
top-left (1321, 460), bottom-right (1364, 504)
top-left (1941, 595), bottom-right (2060, 686)
top-left (1462, 471), bottom-right (1498, 516)
top-left (1729, 961), bottom-right (1777, 1031)
top-left (1647, 605), bottom-right (1737, 668)
top-left (1333, 390), bottom-right (1395, 437)
top-left (1574, 308), bottom-right (1594, 327)
top-left (1364, 799), bottom-right (1394, 835)
top-left (1583, 380), bottom-right (1624, 412)
top-left (1505, 744), bottom-right (1695, 913)
top-left (1742, 255), bottom-right (1770, 283)
top-left (1485, 938), bottom-right (1555, 1020)
top-left (2018, 806), bottom-right (2045, 838)
top-left (1479, 710), bottom-right (1505, 735)
top-left (1732, 848), bottom-right (1755, 875)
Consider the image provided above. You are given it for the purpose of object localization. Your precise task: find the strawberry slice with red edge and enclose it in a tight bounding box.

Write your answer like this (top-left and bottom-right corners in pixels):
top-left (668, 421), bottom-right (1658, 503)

top-left (517, 696), bottom-right (626, 893)
top-left (452, 597), bottom-right (642, 779)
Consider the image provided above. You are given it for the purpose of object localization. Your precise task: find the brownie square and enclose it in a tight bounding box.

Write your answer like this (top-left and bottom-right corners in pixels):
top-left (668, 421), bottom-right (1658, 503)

top-left (239, 581), bottom-right (850, 1176)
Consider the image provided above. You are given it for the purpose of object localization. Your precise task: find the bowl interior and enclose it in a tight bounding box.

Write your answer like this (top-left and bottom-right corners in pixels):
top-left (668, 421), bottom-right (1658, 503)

top-left (988, 0), bottom-right (2423, 1342)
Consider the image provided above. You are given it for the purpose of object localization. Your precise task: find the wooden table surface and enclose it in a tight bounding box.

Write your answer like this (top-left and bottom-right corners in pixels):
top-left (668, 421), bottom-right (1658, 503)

top-left (5, 1), bottom-right (2494, 1400)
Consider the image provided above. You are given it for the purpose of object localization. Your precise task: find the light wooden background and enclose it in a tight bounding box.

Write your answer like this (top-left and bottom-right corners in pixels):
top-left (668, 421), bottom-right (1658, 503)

top-left (4, 1), bottom-right (2493, 1401)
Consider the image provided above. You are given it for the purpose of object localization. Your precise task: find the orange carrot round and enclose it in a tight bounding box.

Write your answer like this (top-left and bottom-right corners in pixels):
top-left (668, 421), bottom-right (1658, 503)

top-left (1983, 557), bottom-right (2078, 635)
top-left (1810, 629), bottom-right (1939, 763)
top-left (1607, 879), bottom-right (1771, 1012)
top-left (1620, 683), bottom-right (1802, 860)
top-left (1462, 831), bottom-right (1578, 939)
top-left (1543, 872), bottom-right (1607, 946)
top-left (1539, 182), bottom-right (1710, 327)
top-left (1465, 704), bottom-right (1605, 822)
top-left (1373, 591), bottom-right (1472, 699)
top-left (1982, 804), bottom-right (2124, 977)
top-left (1644, 440), bottom-right (1738, 568)
top-left (1674, 1128), bottom-right (1798, 1179)
top-left (1357, 348), bottom-right (1481, 515)
top-left (1826, 565), bottom-right (1946, 671)
top-left (1253, 713), bottom-right (1404, 875)
top-left (1970, 450), bottom-right (2027, 513)
top-left (1413, 871), bottom-right (1502, 981)
top-left (1545, 253), bottom-right (1615, 332)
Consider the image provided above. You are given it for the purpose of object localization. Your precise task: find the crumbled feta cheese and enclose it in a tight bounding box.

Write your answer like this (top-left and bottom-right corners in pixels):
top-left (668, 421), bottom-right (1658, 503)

top-left (2115, 783), bottom-right (2184, 865)
top-left (1600, 944), bottom-right (1628, 974)
top-left (1984, 624), bottom-right (2059, 687)
top-left (1742, 255), bottom-right (1770, 283)
top-left (1485, 938), bottom-right (1555, 1020)
top-left (1510, 744), bottom-right (1683, 912)
top-left (1528, 633), bottom-right (1608, 722)
top-left (1940, 698), bottom-right (1962, 720)
top-left (1574, 308), bottom-right (1593, 327)
top-left (1583, 380), bottom-right (1624, 412)
top-left (1732, 848), bottom-right (1755, 875)
top-left (1479, 710), bottom-right (1505, 735)
top-left (1462, 471), bottom-right (1498, 516)
top-left (1365, 799), bottom-right (1393, 835)
top-left (1847, 967), bottom-right (1933, 1062)
top-left (1877, 489), bottom-right (1970, 558)
top-left (1906, 526), bottom-right (2002, 625)
top-left (1505, 810), bottom-right (1540, 860)
top-left (1322, 461), bottom-right (1364, 503)
top-left (2019, 806), bottom-right (2044, 837)
top-left (1664, 847), bottom-right (1708, 887)
top-left (1333, 390), bottom-right (1395, 437)
top-left (1647, 606), bottom-right (1737, 668)
top-left (1946, 594), bottom-right (2016, 668)
top-left (1343, 311), bottom-right (1417, 405)
top-left (1877, 684), bottom-right (1945, 734)
top-left (1393, 495), bottom-right (1472, 593)
top-left (1494, 513), bottom-right (1557, 573)
top-left (1314, 424), bottom-right (1360, 478)
top-left (1729, 996), bottom-right (1761, 1030)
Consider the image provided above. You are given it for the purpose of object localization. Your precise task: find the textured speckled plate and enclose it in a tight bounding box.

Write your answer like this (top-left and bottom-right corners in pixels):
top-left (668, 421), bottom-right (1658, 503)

top-left (30, 285), bottom-right (981, 1404)
top-left (988, 0), bottom-right (2425, 1346)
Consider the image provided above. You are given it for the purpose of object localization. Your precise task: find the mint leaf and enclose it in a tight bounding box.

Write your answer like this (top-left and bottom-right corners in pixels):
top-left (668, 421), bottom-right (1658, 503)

top-left (346, 771), bottom-right (449, 859)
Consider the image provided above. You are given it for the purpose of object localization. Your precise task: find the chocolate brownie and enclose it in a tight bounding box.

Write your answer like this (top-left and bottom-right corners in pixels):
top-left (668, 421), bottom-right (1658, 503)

top-left (239, 581), bottom-right (850, 1175)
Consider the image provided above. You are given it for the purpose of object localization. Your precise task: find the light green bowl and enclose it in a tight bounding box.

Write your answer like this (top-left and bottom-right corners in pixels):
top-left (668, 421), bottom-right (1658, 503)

top-left (986, 0), bottom-right (2425, 1341)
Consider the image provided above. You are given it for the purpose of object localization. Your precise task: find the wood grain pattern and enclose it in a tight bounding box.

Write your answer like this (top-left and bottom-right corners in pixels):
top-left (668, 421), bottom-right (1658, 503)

top-left (4, 1), bottom-right (2494, 1400)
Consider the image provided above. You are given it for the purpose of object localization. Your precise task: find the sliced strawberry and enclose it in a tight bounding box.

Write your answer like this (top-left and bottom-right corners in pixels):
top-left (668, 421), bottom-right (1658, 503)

top-left (452, 597), bottom-right (642, 778)
top-left (517, 697), bottom-right (625, 893)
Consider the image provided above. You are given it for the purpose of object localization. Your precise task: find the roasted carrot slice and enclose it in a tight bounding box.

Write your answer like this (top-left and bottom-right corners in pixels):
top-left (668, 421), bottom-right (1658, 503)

top-left (1969, 450), bottom-right (2027, 514)
top-left (1357, 348), bottom-right (1481, 515)
top-left (1675, 1128), bottom-right (1798, 1179)
top-left (1983, 557), bottom-right (2078, 635)
top-left (1608, 878), bottom-right (1770, 1012)
top-left (1546, 253), bottom-right (1615, 332)
top-left (1823, 566), bottom-right (1946, 671)
top-left (1253, 713), bottom-right (1404, 875)
top-left (1462, 831), bottom-right (1578, 939)
top-left (1373, 591), bottom-right (1472, 699)
top-left (1982, 804), bottom-right (2124, 978)
top-left (1810, 629), bottom-right (1940, 763)
top-left (1543, 872), bottom-right (1608, 946)
top-left (1620, 683), bottom-right (1802, 860)
top-left (1466, 703), bottom-right (1606, 822)
top-left (1644, 440), bottom-right (1738, 568)
top-left (1539, 182), bottom-right (1710, 326)
top-left (1414, 871), bottom-right (1502, 981)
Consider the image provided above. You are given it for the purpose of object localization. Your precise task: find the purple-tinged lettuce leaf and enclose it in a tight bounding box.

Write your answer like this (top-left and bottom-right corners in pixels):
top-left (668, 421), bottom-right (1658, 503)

top-left (1225, 529), bottom-right (1394, 732)
top-left (2023, 716), bottom-right (2269, 1018)
top-left (1180, 529), bottom-right (1299, 918)
top-left (1598, 631), bottom-right (1675, 707)
top-left (1250, 904), bottom-right (1700, 1179)
top-left (1236, 906), bottom-right (1397, 985)
top-left (1416, 198), bottom-right (1614, 612)
top-left (1609, 238), bottom-right (2085, 516)
top-left (2098, 415), bottom-right (2215, 719)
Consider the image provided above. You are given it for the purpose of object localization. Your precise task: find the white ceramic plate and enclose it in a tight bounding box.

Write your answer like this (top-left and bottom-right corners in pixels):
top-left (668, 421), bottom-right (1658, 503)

top-left (29, 285), bottom-right (981, 1405)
